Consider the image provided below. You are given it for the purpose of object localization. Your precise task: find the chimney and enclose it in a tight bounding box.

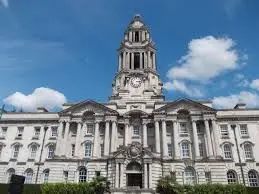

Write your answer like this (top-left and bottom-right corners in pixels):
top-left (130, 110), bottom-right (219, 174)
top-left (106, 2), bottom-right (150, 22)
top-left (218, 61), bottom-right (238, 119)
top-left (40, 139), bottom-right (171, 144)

top-left (234, 103), bottom-right (246, 109)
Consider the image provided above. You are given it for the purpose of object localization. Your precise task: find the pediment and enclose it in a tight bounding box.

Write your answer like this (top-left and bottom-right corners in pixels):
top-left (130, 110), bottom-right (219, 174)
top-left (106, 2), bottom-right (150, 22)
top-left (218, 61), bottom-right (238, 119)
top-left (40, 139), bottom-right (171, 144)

top-left (154, 98), bottom-right (216, 114)
top-left (59, 100), bottom-right (118, 116)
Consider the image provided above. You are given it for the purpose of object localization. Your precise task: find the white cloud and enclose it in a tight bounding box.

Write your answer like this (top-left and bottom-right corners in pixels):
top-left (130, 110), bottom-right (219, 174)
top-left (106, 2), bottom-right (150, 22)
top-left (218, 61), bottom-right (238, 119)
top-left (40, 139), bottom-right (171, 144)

top-left (164, 80), bottom-right (203, 97)
top-left (167, 36), bottom-right (246, 83)
top-left (3, 87), bottom-right (67, 111)
top-left (212, 91), bottom-right (259, 108)
top-left (250, 79), bottom-right (259, 91)
top-left (233, 73), bottom-right (249, 87)
top-left (0, 0), bottom-right (8, 8)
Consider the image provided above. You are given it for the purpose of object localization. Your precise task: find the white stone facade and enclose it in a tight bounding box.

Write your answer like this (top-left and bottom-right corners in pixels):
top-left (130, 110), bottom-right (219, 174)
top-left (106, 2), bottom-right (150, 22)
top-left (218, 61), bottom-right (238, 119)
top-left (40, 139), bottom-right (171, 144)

top-left (0, 15), bottom-right (259, 192)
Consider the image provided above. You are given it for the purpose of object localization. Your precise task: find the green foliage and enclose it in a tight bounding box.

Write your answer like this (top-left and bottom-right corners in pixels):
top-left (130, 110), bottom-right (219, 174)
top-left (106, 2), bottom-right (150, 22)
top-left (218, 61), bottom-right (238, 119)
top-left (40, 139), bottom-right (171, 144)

top-left (41, 176), bottom-right (110, 194)
top-left (247, 187), bottom-right (259, 194)
top-left (156, 176), bottom-right (249, 194)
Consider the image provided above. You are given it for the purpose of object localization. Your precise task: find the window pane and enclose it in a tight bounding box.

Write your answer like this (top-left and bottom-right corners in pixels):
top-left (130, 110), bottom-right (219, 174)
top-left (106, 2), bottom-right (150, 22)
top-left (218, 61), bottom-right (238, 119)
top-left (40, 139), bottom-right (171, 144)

top-left (227, 171), bottom-right (237, 184)
top-left (79, 168), bottom-right (87, 182)
top-left (240, 124), bottom-right (248, 136)
top-left (85, 143), bottom-right (92, 157)
top-left (220, 125), bottom-right (229, 138)
top-left (248, 171), bottom-right (259, 187)
top-left (244, 144), bottom-right (253, 159)
top-left (224, 144), bottom-right (232, 159)
top-left (184, 168), bottom-right (196, 185)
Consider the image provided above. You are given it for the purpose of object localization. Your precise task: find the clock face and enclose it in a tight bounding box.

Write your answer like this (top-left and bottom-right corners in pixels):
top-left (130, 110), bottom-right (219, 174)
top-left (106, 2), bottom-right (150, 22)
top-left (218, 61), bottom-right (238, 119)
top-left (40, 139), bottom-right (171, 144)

top-left (130, 77), bottom-right (142, 88)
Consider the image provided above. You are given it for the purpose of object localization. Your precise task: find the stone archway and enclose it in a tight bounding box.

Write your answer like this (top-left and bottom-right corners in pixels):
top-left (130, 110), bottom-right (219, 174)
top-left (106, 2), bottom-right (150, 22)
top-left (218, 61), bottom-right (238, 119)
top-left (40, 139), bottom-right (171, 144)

top-left (126, 161), bottom-right (142, 188)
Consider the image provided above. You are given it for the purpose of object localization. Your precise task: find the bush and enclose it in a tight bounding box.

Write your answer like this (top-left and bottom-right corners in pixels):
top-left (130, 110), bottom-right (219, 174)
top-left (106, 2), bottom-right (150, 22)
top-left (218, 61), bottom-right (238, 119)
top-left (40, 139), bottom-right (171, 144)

top-left (156, 176), bottom-right (248, 194)
top-left (41, 176), bottom-right (110, 194)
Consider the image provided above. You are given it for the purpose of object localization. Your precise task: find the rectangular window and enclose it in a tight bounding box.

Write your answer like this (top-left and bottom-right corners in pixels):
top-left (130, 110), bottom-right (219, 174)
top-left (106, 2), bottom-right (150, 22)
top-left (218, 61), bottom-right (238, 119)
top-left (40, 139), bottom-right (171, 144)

top-left (71, 144), bottom-right (75, 157)
top-left (30, 146), bottom-right (37, 159)
top-left (86, 124), bottom-right (94, 134)
top-left (17, 127), bottom-right (24, 138)
top-left (13, 146), bottom-right (20, 158)
top-left (0, 127), bottom-right (7, 138)
top-left (240, 124), bottom-right (249, 137)
top-left (63, 171), bottom-right (68, 182)
top-left (51, 127), bottom-right (58, 137)
top-left (220, 125), bottom-right (229, 138)
top-left (168, 144), bottom-right (172, 157)
top-left (34, 127), bottom-right (41, 137)
top-left (182, 143), bottom-right (190, 158)
top-left (133, 126), bottom-right (140, 136)
top-left (199, 143), bottom-right (205, 157)
top-left (147, 127), bottom-right (153, 136)
top-left (0, 146), bottom-right (2, 158)
top-left (100, 144), bottom-right (104, 157)
top-left (205, 172), bottom-right (211, 184)
top-left (179, 123), bottom-right (188, 135)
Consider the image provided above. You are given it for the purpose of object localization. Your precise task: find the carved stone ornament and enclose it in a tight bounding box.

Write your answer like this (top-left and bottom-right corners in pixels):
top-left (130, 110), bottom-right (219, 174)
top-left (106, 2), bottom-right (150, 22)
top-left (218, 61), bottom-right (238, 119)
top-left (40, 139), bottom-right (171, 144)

top-left (127, 142), bottom-right (143, 159)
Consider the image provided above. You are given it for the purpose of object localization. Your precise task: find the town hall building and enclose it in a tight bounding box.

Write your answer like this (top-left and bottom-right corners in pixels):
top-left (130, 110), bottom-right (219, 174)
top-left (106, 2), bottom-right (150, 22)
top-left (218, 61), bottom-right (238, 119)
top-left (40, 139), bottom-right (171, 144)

top-left (0, 15), bottom-right (259, 193)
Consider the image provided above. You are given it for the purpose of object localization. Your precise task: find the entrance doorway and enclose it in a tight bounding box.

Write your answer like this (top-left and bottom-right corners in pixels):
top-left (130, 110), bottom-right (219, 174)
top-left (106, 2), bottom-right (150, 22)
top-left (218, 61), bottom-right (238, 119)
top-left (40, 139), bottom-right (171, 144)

top-left (126, 162), bottom-right (143, 188)
top-left (127, 173), bottom-right (142, 187)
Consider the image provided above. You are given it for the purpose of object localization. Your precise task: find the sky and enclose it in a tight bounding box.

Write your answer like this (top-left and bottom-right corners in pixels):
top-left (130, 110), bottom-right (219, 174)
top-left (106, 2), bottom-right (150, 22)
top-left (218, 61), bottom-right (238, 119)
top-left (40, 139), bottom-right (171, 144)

top-left (0, 0), bottom-right (259, 111)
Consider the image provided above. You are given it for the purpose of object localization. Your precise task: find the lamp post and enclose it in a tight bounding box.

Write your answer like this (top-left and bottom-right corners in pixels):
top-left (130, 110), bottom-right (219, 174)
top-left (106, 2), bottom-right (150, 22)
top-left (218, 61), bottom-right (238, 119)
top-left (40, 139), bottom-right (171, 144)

top-left (231, 124), bottom-right (245, 185)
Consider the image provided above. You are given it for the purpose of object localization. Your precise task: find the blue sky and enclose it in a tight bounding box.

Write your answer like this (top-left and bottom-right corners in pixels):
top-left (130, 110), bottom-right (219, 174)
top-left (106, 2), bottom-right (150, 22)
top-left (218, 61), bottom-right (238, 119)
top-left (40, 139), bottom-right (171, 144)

top-left (1, 0), bottom-right (259, 111)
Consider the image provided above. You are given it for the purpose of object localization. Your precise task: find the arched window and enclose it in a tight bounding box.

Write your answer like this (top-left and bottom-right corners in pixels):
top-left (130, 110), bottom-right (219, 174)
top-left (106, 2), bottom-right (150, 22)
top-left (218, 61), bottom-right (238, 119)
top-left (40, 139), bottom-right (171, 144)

top-left (78, 167), bottom-right (87, 182)
top-left (24, 169), bottom-right (33, 184)
top-left (30, 145), bottom-right (38, 159)
top-left (43, 169), bottom-right (49, 183)
top-left (244, 143), bottom-right (253, 160)
top-left (184, 167), bottom-right (196, 185)
top-left (223, 144), bottom-right (232, 159)
top-left (181, 142), bottom-right (190, 158)
top-left (47, 144), bottom-right (55, 159)
top-left (7, 168), bottom-right (15, 183)
top-left (248, 170), bottom-right (259, 187)
top-left (85, 142), bottom-right (92, 157)
top-left (227, 170), bottom-right (238, 184)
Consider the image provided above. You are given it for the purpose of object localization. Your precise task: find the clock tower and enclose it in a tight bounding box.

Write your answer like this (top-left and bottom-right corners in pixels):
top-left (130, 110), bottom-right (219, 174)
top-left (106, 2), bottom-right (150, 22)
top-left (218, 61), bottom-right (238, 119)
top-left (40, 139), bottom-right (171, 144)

top-left (110, 15), bottom-right (164, 103)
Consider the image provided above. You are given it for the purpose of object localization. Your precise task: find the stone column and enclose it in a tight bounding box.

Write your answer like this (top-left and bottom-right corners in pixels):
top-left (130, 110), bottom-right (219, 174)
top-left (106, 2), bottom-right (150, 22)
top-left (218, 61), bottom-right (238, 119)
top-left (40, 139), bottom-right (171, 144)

top-left (118, 54), bottom-right (121, 71)
top-left (162, 120), bottom-right (168, 157)
top-left (93, 121), bottom-right (100, 158)
top-left (115, 163), bottom-right (119, 188)
top-left (111, 121), bottom-right (117, 152)
top-left (124, 119), bottom-right (130, 146)
top-left (144, 163), bottom-right (148, 188)
top-left (155, 121), bottom-right (161, 153)
top-left (212, 119), bottom-right (220, 157)
top-left (147, 51), bottom-right (151, 68)
top-left (140, 52), bottom-right (143, 69)
top-left (148, 163), bottom-right (152, 188)
top-left (129, 31), bottom-right (132, 42)
top-left (123, 52), bottom-right (126, 69)
top-left (120, 163), bottom-right (124, 188)
top-left (192, 120), bottom-right (199, 159)
top-left (142, 120), bottom-right (148, 147)
top-left (142, 31), bottom-right (145, 41)
top-left (173, 121), bottom-right (179, 159)
top-left (75, 122), bottom-right (82, 157)
top-left (131, 53), bottom-right (134, 69)
top-left (204, 120), bottom-right (213, 157)
top-left (144, 52), bottom-right (148, 68)
top-left (56, 121), bottom-right (63, 156)
top-left (152, 53), bottom-right (156, 70)
top-left (104, 121), bottom-right (110, 156)
top-left (63, 121), bottom-right (70, 156)
top-left (126, 52), bottom-right (130, 69)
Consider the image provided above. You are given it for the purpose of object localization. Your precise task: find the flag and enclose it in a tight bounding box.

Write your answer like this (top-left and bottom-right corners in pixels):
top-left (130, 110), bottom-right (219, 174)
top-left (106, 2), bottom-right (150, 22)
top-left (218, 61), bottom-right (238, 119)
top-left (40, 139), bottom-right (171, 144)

top-left (0, 104), bottom-right (5, 120)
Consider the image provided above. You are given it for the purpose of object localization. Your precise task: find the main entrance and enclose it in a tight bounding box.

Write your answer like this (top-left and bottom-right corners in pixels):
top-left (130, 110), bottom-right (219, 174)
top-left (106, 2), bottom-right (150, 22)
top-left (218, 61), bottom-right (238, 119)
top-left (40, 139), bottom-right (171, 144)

top-left (126, 162), bottom-right (143, 188)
